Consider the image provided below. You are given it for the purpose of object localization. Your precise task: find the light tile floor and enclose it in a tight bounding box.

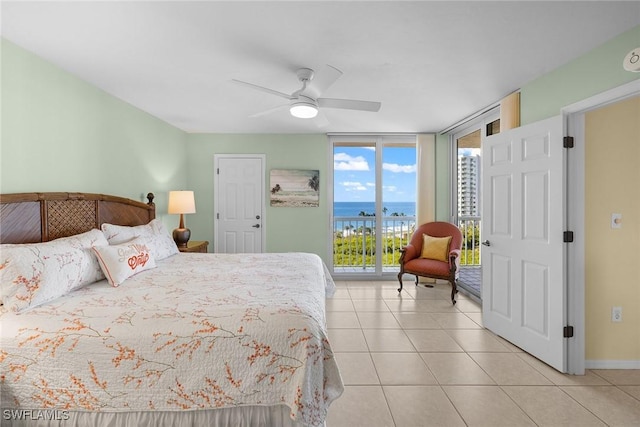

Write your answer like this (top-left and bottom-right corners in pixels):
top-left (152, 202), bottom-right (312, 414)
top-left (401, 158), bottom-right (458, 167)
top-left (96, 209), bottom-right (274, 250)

top-left (325, 280), bottom-right (640, 427)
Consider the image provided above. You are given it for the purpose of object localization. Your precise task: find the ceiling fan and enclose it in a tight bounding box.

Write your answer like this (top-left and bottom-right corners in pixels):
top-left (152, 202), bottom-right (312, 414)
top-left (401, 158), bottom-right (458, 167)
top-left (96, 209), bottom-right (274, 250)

top-left (232, 65), bottom-right (381, 121)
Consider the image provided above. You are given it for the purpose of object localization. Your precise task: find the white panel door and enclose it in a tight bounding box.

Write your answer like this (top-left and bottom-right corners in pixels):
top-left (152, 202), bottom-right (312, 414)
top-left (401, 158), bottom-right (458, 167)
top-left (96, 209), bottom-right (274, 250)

top-left (482, 115), bottom-right (566, 372)
top-left (214, 155), bottom-right (264, 253)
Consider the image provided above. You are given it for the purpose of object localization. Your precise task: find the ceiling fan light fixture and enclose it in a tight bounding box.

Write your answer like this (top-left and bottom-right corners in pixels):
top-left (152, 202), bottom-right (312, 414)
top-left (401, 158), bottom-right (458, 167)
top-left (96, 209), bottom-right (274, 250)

top-left (290, 100), bottom-right (318, 119)
top-left (234, 65), bottom-right (381, 122)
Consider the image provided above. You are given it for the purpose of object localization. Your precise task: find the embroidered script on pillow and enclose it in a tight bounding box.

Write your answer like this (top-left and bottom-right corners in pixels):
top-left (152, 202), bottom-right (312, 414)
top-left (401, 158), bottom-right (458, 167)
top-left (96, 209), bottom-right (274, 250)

top-left (93, 238), bottom-right (157, 287)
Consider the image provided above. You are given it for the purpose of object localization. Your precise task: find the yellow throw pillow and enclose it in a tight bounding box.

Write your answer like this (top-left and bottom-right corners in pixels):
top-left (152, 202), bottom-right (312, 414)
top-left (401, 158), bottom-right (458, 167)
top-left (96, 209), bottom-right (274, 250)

top-left (420, 234), bottom-right (452, 262)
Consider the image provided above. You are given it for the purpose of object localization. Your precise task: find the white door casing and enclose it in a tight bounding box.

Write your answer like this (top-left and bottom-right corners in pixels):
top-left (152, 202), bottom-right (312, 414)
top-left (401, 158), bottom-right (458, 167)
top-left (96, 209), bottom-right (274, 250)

top-left (214, 154), bottom-right (265, 253)
top-left (481, 115), bottom-right (566, 372)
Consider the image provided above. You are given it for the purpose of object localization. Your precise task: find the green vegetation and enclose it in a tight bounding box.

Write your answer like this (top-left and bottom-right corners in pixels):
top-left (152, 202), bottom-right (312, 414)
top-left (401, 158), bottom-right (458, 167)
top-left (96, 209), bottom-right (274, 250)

top-left (461, 223), bottom-right (480, 249)
top-left (333, 234), bottom-right (408, 267)
top-left (460, 248), bottom-right (481, 265)
top-left (459, 223), bottom-right (481, 265)
top-left (333, 222), bottom-right (482, 268)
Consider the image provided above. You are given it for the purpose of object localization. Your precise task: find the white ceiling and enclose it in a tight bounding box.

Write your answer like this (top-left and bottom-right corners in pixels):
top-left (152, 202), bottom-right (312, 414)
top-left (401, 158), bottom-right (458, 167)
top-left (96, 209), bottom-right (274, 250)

top-left (2, 1), bottom-right (639, 134)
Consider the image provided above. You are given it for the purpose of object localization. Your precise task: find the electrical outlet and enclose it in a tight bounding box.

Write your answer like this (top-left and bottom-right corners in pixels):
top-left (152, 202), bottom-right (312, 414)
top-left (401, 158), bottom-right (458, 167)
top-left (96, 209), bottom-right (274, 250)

top-left (612, 306), bottom-right (623, 322)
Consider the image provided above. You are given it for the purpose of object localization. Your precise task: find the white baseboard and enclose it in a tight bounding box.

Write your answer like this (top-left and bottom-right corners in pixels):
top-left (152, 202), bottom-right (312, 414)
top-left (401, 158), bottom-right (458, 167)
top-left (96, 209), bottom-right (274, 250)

top-left (585, 360), bottom-right (640, 369)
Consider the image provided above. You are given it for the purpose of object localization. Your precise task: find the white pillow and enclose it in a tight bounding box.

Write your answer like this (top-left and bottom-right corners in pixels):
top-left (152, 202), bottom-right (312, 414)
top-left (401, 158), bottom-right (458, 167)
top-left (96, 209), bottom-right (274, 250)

top-left (101, 221), bottom-right (151, 245)
top-left (92, 237), bottom-right (157, 287)
top-left (0, 229), bottom-right (108, 312)
top-left (101, 219), bottom-right (178, 260)
top-left (149, 220), bottom-right (180, 258)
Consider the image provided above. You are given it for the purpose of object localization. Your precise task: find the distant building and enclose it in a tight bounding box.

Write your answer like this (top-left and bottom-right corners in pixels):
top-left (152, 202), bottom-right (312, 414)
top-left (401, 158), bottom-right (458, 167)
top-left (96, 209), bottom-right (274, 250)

top-left (457, 154), bottom-right (480, 216)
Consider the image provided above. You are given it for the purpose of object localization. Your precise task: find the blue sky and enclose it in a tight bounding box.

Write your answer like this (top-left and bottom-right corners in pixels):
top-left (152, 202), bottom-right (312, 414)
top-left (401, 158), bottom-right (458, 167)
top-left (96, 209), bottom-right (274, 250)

top-left (333, 146), bottom-right (416, 203)
top-left (459, 148), bottom-right (481, 156)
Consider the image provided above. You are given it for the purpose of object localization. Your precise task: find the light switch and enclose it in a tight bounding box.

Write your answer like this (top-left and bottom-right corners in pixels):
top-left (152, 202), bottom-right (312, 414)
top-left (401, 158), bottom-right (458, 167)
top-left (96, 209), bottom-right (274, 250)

top-left (611, 213), bottom-right (622, 229)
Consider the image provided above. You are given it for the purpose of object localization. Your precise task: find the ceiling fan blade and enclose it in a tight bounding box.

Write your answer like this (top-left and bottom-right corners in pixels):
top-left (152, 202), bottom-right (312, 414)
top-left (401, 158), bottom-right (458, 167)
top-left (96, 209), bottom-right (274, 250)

top-left (249, 104), bottom-right (288, 118)
top-left (231, 79), bottom-right (292, 100)
top-left (313, 111), bottom-right (330, 128)
top-left (318, 97), bottom-right (381, 112)
top-left (305, 65), bottom-right (343, 98)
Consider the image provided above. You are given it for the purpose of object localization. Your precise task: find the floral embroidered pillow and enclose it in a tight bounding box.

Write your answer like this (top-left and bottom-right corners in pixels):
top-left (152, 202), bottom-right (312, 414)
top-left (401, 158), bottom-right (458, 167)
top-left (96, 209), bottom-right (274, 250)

top-left (0, 229), bottom-right (109, 312)
top-left (101, 219), bottom-right (178, 260)
top-left (92, 237), bottom-right (157, 287)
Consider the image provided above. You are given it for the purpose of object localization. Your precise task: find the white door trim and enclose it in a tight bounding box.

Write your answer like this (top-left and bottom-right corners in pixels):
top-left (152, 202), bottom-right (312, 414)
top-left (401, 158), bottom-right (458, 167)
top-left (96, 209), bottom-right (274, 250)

top-left (562, 79), bottom-right (640, 374)
top-left (213, 153), bottom-right (266, 253)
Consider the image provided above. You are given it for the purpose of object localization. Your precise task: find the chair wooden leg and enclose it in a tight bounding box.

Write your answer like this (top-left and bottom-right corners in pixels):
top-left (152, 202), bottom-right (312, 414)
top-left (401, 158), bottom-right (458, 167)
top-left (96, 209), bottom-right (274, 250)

top-left (450, 280), bottom-right (457, 305)
top-left (397, 272), bottom-right (403, 293)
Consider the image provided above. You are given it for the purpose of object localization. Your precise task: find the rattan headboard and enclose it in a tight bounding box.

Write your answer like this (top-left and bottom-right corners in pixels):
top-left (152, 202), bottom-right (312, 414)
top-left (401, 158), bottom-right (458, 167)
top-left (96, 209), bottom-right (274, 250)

top-left (0, 192), bottom-right (156, 244)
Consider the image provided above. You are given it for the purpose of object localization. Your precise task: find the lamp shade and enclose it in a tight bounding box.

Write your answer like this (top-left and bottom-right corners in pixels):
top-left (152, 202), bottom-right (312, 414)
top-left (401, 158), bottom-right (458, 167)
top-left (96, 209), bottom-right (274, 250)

top-left (168, 191), bottom-right (196, 214)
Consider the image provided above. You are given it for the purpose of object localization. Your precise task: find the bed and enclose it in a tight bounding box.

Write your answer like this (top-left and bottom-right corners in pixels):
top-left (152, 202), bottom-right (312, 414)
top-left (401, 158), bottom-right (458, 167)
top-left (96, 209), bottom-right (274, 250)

top-left (0, 192), bottom-right (343, 427)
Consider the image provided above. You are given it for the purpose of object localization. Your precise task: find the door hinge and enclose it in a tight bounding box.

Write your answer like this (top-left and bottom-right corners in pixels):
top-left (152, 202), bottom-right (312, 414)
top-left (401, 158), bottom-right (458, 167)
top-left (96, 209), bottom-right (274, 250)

top-left (564, 326), bottom-right (574, 338)
top-left (563, 136), bottom-right (574, 148)
top-left (563, 231), bottom-right (574, 242)
top-left (217, 168), bottom-right (220, 174)
top-left (216, 213), bottom-right (219, 219)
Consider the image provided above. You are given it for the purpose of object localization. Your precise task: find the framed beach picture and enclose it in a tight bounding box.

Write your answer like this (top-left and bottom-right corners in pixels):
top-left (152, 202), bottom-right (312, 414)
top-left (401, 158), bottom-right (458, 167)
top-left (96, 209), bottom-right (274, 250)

top-left (270, 169), bottom-right (319, 207)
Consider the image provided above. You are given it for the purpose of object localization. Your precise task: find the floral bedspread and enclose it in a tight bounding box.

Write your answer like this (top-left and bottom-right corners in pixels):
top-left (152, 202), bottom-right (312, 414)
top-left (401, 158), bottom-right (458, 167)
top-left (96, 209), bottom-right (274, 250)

top-left (0, 253), bottom-right (343, 426)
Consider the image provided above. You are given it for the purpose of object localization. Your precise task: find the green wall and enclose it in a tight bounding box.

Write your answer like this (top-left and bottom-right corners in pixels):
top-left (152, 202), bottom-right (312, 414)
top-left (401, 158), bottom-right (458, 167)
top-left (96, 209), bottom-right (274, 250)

top-left (0, 39), bottom-right (329, 257)
top-left (520, 25), bottom-right (640, 124)
top-left (0, 39), bottom-right (188, 217)
top-left (186, 134), bottom-right (330, 262)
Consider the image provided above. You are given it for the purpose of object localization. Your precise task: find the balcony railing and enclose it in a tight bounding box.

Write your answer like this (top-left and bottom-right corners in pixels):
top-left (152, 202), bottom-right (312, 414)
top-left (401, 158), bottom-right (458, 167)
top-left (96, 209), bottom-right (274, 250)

top-left (458, 215), bottom-right (481, 266)
top-left (332, 215), bottom-right (481, 271)
top-left (333, 216), bottom-right (416, 270)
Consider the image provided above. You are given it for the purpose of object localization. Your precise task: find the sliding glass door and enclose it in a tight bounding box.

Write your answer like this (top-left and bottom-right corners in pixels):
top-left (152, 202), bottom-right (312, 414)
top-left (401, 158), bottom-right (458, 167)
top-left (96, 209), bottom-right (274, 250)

top-left (331, 135), bottom-right (416, 278)
top-left (451, 113), bottom-right (500, 298)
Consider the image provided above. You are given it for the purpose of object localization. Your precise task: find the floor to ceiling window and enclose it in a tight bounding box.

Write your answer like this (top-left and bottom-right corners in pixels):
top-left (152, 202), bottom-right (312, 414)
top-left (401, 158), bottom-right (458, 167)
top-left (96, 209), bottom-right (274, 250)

top-left (330, 135), bottom-right (417, 278)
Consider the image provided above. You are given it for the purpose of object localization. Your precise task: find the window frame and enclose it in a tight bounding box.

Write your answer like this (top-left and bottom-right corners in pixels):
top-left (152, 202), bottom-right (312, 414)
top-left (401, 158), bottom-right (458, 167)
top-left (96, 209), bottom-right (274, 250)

top-left (328, 134), bottom-right (417, 278)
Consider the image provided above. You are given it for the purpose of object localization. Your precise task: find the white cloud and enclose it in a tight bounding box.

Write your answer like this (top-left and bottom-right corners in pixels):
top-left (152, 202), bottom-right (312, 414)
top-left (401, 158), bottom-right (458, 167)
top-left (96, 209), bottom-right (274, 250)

top-left (383, 162), bottom-right (416, 173)
top-left (366, 182), bottom-right (375, 187)
top-left (459, 148), bottom-right (481, 157)
top-left (342, 181), bottom-right (367, 191)
top-left (383, 185), bottom-right (398, 192)
top-left (334, 153), bottom-right (370, 171)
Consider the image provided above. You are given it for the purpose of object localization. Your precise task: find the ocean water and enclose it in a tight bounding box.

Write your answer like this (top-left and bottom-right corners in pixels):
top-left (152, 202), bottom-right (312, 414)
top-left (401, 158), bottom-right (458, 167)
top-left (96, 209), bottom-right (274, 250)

top-left (334, 201), bottom-right (415, 217)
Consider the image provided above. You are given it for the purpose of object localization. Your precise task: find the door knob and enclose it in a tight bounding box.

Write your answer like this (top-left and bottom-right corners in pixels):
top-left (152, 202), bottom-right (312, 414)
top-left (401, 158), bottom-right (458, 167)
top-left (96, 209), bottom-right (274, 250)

top-left (481, 240), bottom-right (491, 247)
top-left (252, 224), bottom-right (260, 228)
top-left (256, 215), bottom-right (261, 220)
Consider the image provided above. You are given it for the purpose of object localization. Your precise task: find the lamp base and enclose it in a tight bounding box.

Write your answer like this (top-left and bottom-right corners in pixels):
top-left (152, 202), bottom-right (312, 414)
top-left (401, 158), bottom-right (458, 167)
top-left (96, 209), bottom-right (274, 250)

top-left (173, 227), bottom-right (191, 248)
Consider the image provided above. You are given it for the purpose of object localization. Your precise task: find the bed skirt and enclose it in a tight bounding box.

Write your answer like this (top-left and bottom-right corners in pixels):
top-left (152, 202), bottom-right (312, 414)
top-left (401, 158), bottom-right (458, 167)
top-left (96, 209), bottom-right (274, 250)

top-left (1, 405), bottom-right (316, 427)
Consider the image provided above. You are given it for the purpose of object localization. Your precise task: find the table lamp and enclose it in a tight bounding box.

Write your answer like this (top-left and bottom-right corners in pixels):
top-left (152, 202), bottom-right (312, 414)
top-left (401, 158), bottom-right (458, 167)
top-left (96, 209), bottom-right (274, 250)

top-left (168, 190), bottom-right (196, 248)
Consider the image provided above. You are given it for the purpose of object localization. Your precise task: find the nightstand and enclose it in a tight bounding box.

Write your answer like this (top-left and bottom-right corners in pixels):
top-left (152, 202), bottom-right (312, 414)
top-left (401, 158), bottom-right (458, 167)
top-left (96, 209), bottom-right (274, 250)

top-left (178, 240), bottom-right (209, 253)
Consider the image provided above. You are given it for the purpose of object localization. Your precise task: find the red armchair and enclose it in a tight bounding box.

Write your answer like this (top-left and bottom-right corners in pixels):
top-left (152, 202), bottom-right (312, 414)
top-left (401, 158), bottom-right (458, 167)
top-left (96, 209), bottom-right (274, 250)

top-left (397, 222), bottom-right (463, 304)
